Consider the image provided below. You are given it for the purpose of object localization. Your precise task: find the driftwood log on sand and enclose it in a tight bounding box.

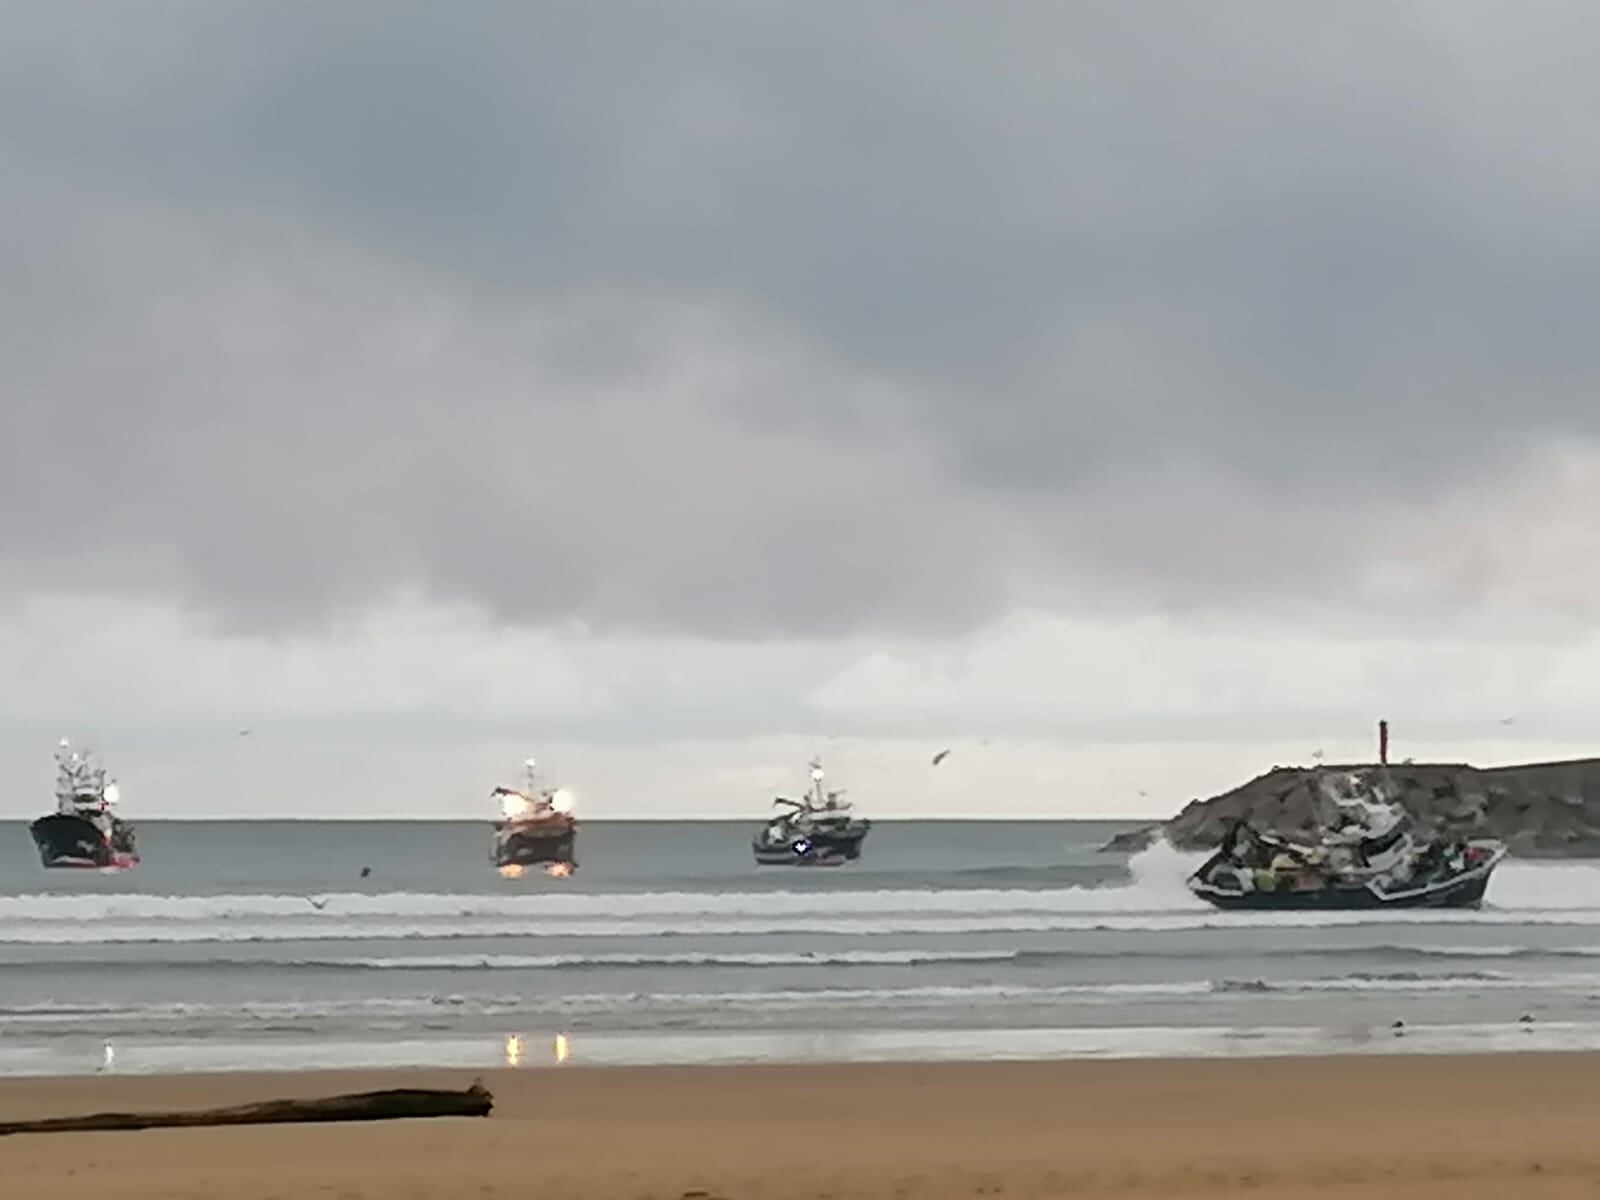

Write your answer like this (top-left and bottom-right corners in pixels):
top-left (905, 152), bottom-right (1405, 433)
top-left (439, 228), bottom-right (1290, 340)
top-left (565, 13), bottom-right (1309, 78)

top-left (0, 1080), bottom-right (494, 1136)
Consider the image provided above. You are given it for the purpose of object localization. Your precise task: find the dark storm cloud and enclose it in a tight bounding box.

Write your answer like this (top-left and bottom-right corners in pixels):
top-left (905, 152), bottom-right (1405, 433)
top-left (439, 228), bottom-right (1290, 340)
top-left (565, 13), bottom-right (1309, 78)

top-left (3, 1), bottom-right (1600, 633)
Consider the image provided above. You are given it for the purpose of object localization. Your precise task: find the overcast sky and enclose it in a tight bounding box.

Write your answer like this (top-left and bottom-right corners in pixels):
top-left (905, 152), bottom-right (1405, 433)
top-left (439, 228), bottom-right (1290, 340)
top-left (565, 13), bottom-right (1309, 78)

top-left (4, 2), bottom-right (1600, 818)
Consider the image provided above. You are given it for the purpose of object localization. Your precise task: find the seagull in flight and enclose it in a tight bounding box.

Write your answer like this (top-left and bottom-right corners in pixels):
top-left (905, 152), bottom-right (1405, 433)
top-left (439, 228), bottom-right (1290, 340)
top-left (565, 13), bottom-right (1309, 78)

top-left (931, 748), bottom-right (951, 766)
top-left (306, 896), bottom-right (330, 911)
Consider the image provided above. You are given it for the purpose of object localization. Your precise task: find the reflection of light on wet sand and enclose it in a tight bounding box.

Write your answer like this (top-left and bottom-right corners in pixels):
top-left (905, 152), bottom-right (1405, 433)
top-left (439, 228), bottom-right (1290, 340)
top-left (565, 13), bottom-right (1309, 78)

top-left (504, 1032), bottom-right (569, 1067)
top-left (545, 862), bottom-right (573, 879)
top-left (497, 864), bottom-right (524, 880)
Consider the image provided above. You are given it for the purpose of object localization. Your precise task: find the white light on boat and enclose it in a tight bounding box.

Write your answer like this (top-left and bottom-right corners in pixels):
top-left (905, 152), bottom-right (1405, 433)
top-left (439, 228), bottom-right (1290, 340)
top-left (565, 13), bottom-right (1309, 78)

top-left (103, 783), bottom-right (120, 805)
top-left (550, 788), bottom-right (576, 814)
top-left (500, 792), bottom-right (532, 819)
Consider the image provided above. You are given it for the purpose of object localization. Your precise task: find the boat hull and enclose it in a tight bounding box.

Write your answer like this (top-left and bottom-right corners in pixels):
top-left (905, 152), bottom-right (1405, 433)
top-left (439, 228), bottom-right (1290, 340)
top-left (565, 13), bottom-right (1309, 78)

top-left (1189, 849), bottom-right (1503, 911)
top-left (752, 847), bottom-right (847, 866)
top-left (752, 824), bottom-right (869, 866)
top-left (491, 819), bottom-right (577, 869)
top-left (29, 813), bottom-right (139, 870)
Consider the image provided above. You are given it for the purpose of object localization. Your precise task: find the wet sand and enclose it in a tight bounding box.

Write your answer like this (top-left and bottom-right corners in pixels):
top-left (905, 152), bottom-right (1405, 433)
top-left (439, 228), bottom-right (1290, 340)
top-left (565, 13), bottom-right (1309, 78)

top-left (3, 1055), bottom-right (1600, 1197)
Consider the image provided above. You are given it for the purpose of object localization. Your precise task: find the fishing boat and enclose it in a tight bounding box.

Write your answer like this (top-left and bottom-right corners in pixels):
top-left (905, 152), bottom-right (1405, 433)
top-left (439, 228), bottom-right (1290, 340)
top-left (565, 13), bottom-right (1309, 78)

top-left (489, 758), bottom-right (578, 876)
top-left (29, 739), bottom-right (139, 870)
top-left (752, 758), bottom-right (870, 866)
top-left (1187, 767), bottom-right (1504, 910)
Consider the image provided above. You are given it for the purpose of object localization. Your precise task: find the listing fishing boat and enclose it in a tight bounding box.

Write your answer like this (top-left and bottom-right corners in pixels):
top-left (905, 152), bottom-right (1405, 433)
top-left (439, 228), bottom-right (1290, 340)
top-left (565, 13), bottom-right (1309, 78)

top-left (29, 739), bottom-right (139, 870)
top-left (1187, 767), bottom-right (1504, 910)
top-left (489, 758), bottom-right (577, 876)
top-left (752, 758), bottom-right (870, 866)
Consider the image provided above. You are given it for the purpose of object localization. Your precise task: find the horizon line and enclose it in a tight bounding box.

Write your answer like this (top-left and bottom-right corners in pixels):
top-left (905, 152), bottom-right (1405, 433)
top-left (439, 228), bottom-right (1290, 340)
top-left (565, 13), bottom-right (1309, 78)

top-left (0, 813), bottom-right (1155, 824)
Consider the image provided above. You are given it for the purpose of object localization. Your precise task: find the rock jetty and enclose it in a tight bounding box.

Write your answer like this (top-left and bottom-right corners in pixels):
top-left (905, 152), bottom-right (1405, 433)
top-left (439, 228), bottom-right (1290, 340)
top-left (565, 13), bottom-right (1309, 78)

top-left (1105, 758), bottom-right (1600, 858)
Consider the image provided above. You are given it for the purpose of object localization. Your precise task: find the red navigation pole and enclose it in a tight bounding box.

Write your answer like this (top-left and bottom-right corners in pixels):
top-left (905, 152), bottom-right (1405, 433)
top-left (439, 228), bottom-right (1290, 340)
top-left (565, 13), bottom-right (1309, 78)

top-left (1378, 718), bottom-right (1390, 766)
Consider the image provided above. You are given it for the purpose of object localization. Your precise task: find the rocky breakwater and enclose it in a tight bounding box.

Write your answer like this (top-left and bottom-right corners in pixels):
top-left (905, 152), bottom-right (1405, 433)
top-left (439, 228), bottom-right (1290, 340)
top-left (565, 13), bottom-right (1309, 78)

top-left (1105, 758), bottom-right (1600, 857)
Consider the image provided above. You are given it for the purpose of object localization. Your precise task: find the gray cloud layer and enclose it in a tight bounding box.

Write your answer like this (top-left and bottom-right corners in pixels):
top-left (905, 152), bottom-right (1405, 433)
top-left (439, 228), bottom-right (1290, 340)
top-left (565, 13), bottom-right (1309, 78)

top-left (4, 2), bottom-right (1600, 635)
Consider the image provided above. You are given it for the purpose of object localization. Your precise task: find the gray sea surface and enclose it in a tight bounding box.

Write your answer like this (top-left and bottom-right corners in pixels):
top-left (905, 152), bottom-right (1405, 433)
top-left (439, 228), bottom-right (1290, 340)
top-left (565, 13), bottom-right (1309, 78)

top-left (2, 819), bottom-right (1597, 1076)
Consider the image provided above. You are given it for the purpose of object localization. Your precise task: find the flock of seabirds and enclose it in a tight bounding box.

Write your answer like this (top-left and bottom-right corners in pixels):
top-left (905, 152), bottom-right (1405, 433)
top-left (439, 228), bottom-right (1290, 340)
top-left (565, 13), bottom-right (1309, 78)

top-left (27, 736), bottom-right (1508, 909)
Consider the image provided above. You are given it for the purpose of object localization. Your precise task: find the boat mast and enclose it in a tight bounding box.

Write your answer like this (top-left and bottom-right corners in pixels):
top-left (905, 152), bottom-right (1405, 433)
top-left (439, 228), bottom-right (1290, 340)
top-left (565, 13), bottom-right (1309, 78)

top-left (807, 758), bottom-right (826, 810)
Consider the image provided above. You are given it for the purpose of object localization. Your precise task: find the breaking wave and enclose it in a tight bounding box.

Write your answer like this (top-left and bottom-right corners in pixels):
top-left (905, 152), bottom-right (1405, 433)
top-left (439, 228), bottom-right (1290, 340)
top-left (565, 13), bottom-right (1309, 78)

top-left (3, 845), bottom-right (1599, 945)
top-left (16, 944), bottom-right (1600, 971)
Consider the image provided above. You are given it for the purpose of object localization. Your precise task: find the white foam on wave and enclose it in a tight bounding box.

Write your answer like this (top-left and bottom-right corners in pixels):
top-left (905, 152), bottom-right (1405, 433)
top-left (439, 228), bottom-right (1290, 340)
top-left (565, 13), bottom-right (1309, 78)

top-left (0, 841), bottom-right (1208, 943)
top-left (0, 915), bottom-right (1207, 944)
top-left (0, 980), bottom-right (1221, 1027)
top-left (338, 949), bottom-right (1023, 970)
top-left (1483, 859), bottom-right (1600, 910)
top-left (0, 841), bottom-right (1204, 922)
top-left (13, 908), bottom-right (1600, 944)
top-left (0, 840), bottom-right (1203, 926)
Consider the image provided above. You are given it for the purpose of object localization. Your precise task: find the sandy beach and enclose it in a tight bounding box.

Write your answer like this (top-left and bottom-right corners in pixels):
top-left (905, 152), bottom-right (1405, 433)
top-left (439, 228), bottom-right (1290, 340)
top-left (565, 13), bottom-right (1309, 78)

top-left (2, 1055), bottom-right (1600, 1198)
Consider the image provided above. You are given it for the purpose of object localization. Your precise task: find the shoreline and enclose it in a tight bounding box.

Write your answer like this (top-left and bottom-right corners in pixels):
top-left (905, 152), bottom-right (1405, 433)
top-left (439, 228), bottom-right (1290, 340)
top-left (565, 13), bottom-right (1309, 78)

top-left (5, 1055), bottom-right (1600, 1197)
top-left (1, 1014), bottom-right (1591, 1079)
top-left (1, 1042), bottom-right (1598, 1090)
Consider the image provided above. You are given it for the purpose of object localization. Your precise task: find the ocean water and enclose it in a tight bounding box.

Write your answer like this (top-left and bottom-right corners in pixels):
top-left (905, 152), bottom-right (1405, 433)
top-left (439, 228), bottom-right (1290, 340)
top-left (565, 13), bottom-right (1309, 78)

top-left (5, 819), bottom-right (1600, 1076)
